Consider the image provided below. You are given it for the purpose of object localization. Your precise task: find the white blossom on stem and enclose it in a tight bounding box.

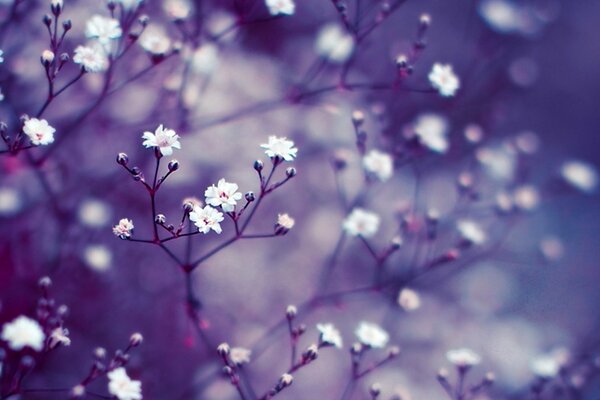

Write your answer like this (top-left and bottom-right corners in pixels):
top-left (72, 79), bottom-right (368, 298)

top-left (189, 205), bottom-right (224, 234)
top-left (355, 321), bottom-right (389, 348)
top-left (1, 316), bottom-right (45, 351)
top-left (261, 136), bottom-right (298, 161)
top-left (343, 208), bottom-right (380, 238)
top-left (428, 63), bottom-right (460, 97)
top-left (113, 218), bottom-right (134, 239)
top-left (107, 368), bottom-right (142, 400)
top-left (23, 118), bottom-right (55, 145)
top-left (142, 125), bottom-right (181, 156)
top-left (204, 179), bottom-right (243, 212)
top-left (265, 0), bottom-right (295, 16)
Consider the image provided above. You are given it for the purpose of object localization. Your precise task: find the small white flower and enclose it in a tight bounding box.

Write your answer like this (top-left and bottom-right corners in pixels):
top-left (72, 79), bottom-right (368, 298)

top-left (560, 160), bottom-right (598, 193)
top-left (83, 245), bottom-right (112, 272)
top-left (317, 323), bottom-right (343, 348)
top-left (343, 208), bottom-right (380, 238)
top-left (260, 136), bottom-right (298, 161)
top-left (429, 63), bottom-right (460, 97)
top-left (265, 0), bottom-right (295, 15)
top-left (277, 213), bottom-right (295, 229)
top-left (363, 150), bottom-right (393, 182)
top-left (107, 368), bottom-right (142, 400)
top-left (315, 23), bottom-right (355, 63)
top-left (513, 185), bottom-right (540, 211)
top-left (446, 348), bottom-right (482, 368)
top-left (48, 327), bottom-right (71, 349)
top-left (1, 316), bottom-right (45, 351)
top-left (413, 113), bottom-right (449, 153)
top-left (355, 321), bottom-right (389, 348)
top-left (457, 220), bottom-right (487, 245)
top-left (85, 15), bottom-right (122, 46)
top-left (113, 218), bottom-right (134, 239)
top-left (397, 288), bottom-right (421, 312)
top-left (204, 179), bottom-right (243, 212)
top-left (73, 45), bottom-right (109, 72)
top-left (229, 347), bottom-right (252, 365)
top-left (23, 118), bottom-right (55, 146)
top-left (189, 205), bottom-right (224, 234)
top-left (139, 25), bottom-right (171, 55)
top-left (142, 124), bottom-right (181, 156)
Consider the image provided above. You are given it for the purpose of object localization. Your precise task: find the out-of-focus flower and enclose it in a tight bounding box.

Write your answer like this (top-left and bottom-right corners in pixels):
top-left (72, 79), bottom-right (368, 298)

top-left (530, 348), bottom-right (570, 378)
top-left (478, 0), bottom-right (526, 34)
top-left (317, 323), bottom-right (343, 348)
top-left (355, 321), bottom-right (389, 348)
top-left (0, 187), bottom-right (21, 215)
top-left (79, 199), bottom-right (111, 227)
top-left (477, 145), bottom-right (517, 181)
top-left (229, 347), bottom-right (252, 365)
top-left (457, 220), bottom-right (487, 245)
top-left (73, 45), bottom-right (109, 72)
top-left (204, 179), bottom-right (242, 212)
top-left (261, 136), bottom-right (298, 161)
top-left (23, 118), bottom-right (55, 145)
top-left (428, 63), bottom-right (460, 97)
top-left (49, 327), bottom-right (71, 349)
top-left (163, 0), bottom-right (193, 20)
top-left (539, 236), bottom-right (564, 262)
top-left (446, 348), bottom-right (482, 368)
top-left (0, 49), bottom-right (4, 63)
top-left (189, 205), bottom-right (224, 234)
top-left (116, 0), bottom-right (143, 10)
top-left (113, 218), bottom-right (134, 239)
top-left (398, 288), bottom-right (421, 312)
top-left (513, 185), bottom-right (539, 211)
top-left (560, 160), bottom-right (598, 193)
top-left (363, 150), bottom-right (393, 182)
top-left (107, 368), bottom-right (142, 400)
top-left (85, 15), bottom-right (122, 46)
top-left (413, 113), bottom-right (449, 153)
top-left (343, 208), bottom-right (380, 238)
top-left (1, 316), bottom-right (45, 351)
top-left (315, 23), bottom-right (355, 63)
top-left (142, 124), bottom-right (181, 156)
top-left (139, 25), bottom-right (171, 55)
top-left (83, 245), bottom-right (113, 272)
top-left (265, 0), bottom-right (295, 16)
top-left (276, 213), bottom-right (295, 230)
top-left (192, 44), bottom-right (219, 75)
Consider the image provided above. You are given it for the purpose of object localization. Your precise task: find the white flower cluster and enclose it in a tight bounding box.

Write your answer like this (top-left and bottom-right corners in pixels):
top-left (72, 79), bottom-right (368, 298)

top-left (23, 118), bottom-right (55, 146)
top-left (1, 315), bottom-right (45, 351)
top-left (108, 367), bottom-right (142, 400)
top-left (73, 14), bottom-right (123, 72)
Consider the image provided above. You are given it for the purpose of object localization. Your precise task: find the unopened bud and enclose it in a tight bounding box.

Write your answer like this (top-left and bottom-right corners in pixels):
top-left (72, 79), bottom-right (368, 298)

top-left (41, 50), bottom-right (55, 65)
top-left (116, 153), bottom-right (129, 166)
top-left (138, 15), bottom-right (150, 27)
top-left (62, 19), bottom-right (72, 31)
top-left (286, 167), bottom-right (296, 178)
top-left (286, 305), bottom-right (297, 319)
top-left (129, 332), bottom-right (144, 347)
top-left (155, 214), bottom-right (166, 224)
top-left (352, 110), bottom-right (365, 126)
top-left (168, 159), bottom-right (179, 172)
top-left (38, 276), bottom-right (52, 288)
top-left (369, 383), bottom-right (382, 397)
top-left (245, 191), bottom-right (255, 202)
top-left (253, 160), bottom-right (264, 172)
top-left (217, 342), bottom-right (230, 356)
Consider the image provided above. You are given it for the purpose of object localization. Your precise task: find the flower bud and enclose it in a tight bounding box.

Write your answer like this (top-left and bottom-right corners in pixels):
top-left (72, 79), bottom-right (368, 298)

top-left (168, 159), bottom-right (179, 172)
top-left (43, 14), bottom-right (52, 27)
top-left (129, 332), bottom-right (144, 347)
top-left (253, 160), bottom-right (264, 172)
top-left (62, 19), bottom-right (72, 31)
top-left (217, 342), bottom-right (230, 356)
top-left (245, 191), bottom-right (255, 202)
top-left (352, 110), bottom-right (365, 127)
top-left (155, 214), bottom-right (166, 224)
top-left (286, 167), bottom-right (297, 178)
top-left (38, 276), bottom-right (52, 288)
top-left (41, 50), bottom-right (55, 66)
top-left (286, 305), bottom-right (297, 319)
top-left (116, 153), bottom-right (129, 166)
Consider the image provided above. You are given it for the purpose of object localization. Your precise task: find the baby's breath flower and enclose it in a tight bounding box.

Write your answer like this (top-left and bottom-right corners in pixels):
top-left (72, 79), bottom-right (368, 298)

top-left (113, 218), bottom-right (134, 239)
top-left (413, 113), bottom-right (449, 153)
top-left (204, 179), bottom-right (242, 212)
top-left (163, 0), bottom-right (193, 20)
top-left (343, 208), bottom-right (380, 238)
top-left (478, 0), bottom-right (525, 34)
top-left (85, 15), bottom-right (122, 46)
top-left (1, 316), bottom-right (45, 351)
top-left (513, 185), bottom-right (540, 211)
top-left (446, 348), bottom-right (481, 368)
top-left (142, 124), bottom-right (181, 156)
top-left (428, 63), bottom-right (460, 97)
top-left (398, 288), bottom-right (421, 312)
top-left (315, 23), bottom-right (355, 63)
top-left (191, 44), bottom-right (219, 75)
top-left (560, 160), bottom-right (598, 193)
top-left (457, 219), bottom-right (487, 245)
top-left (48, 327), bottom-right (71, 349)
top-left (139, 25), bottom-right (171, 55)
top-left (73, 45), bottom-right (108, 72)
top-left (276, 213), bottom-right (295, 234)
top-left (229, 347), bottom-right (252, 365)
top-left (261, 136), bottom-right (298, 161)
top-left (23, 118), bottom-right (55, 145)
top-left (317, 323), bottom-right (343, 348)
top-left (265, 0), bottom-right (295, 16)
top-left (355, 321), bottom-right (389, 348)
top-left (363, 149), bottom-right (393, 182)
top-left (189, 205), bottom-right (224, 234)
top-left (107, 368), bottom-right (142, 400)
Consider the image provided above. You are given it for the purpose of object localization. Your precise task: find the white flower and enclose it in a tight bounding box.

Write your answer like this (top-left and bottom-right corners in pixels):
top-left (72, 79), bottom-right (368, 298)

top-left (107, 368), bottom-right (142, 400)
top-left (315, 23), bottom-right (355, 63)
top-left (317, 323), bottom-right (343, 348)
top-left (23, 118), bottom-right (55, 145)
top-left (79, 199), bottom-right (111, 227)
top-left (355, 321), bottom-right (389, 348)
top-left (85, 15), bottom-right (122, 46)
top-left (1, 316), bottom-right (45, 351)
top-left (83, 245), bottom-right (112, 272)
top-left (189, 205), bottom-right (224, 234)
top-left (139, 25), bottom-right (171, 55)
top-left (142, 125), bottom-right (181, 156)
top-left (457, 220), bottom-right (487, 245)
top-left (261, 136), bottom-right (298, 161)
top-left (229, 347), bottom-right (252, 365)
top-left (530, 348), bottom-right (570, 378)
top-left (513, 185), bottom-right (539, 211)
top-left (73, 45), bottom-right (109, 72)
top-left (560, 160), bottom-right (598, 193)
top-left (343, 208), bottom-right (380, 238)
top-left (397, 288), bottom-right (421, 312)
top-left (363, 150), bottom-right (393, 182)
top-left (204, 179), bottom-right (242, 212)
top-left (277, 213), bottom-right (295, 229)
top-left (265, 0), bottom-right (295, 15)
top-left (476, 145), bottom-right (517, 181)
top-left (428, 63), bottom-right (460, 97)
top-left (113, 218), bottom-right (134, 239)
top-left (478, 0), bottom-right (526, 34)
top-left (48, 327), bottom-right (71, 349)
top-left (51, 0), bottom-right (63, 7)
top-left (413, 113), bottom-right (449, 153)
top-left (446, 348), bottom-right (482, 368)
